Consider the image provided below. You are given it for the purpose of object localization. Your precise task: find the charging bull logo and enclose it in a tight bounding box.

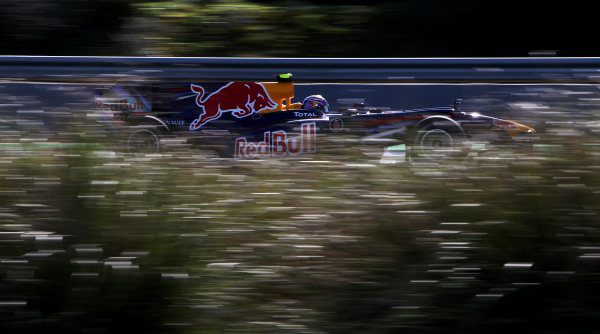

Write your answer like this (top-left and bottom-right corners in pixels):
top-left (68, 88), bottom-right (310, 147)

top-left (189, 82), bottom-right (277, 130)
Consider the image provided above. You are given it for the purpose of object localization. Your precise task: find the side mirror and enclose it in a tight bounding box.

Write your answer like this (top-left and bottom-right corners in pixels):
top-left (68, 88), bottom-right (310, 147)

top-left (454, 98), bottom-right (463, 110)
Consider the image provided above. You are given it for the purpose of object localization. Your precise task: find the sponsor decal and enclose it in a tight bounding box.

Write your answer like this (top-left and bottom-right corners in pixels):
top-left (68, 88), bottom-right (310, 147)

top-left (293, 111), bottom-right (317, 118)
top-left (189, 82), bottom-right (278, 130)
top-left (329, 117), bottom-right (344, 132)
top-left (235, 123), bottom-right (316, 159)
top-left (164, 119), bottom-right (185, 126)
top-left (95, 97), bottom-right (145, 112)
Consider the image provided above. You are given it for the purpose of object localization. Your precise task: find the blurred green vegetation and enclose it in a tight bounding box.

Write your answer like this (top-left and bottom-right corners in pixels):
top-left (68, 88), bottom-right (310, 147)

top-left (135, 0), bottom-right (371, 56)
top-left (2, 125), bottom-right (600, 333)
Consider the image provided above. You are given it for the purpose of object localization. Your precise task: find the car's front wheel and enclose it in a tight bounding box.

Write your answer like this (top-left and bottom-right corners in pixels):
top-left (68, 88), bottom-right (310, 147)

top-left (410, 123), bottom-right (468, 161)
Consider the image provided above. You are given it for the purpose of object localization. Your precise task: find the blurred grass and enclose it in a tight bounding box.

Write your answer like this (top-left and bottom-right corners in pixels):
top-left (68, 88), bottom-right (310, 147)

top-left (1, 120), bottom-right (600, 333)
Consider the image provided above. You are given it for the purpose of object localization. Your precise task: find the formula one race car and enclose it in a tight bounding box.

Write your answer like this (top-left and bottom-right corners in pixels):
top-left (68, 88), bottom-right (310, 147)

top-left (94, 73), bottom-right (535, 161)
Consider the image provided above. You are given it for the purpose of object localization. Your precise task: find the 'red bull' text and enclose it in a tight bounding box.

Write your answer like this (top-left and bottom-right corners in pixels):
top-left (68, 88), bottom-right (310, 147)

top-left (235, 123), bottom-right (316, 158)
top-left (95, 97), bottom-right (145, 112)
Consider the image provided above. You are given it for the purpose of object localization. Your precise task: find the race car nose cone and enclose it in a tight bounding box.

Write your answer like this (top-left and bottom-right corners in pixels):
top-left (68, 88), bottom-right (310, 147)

top-left (493, 119), bottom-right (535, 137)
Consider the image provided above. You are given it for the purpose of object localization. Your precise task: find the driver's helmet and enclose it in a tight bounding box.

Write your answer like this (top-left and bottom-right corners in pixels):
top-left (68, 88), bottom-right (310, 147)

top-left (302, 95), bottom-right (329, 113)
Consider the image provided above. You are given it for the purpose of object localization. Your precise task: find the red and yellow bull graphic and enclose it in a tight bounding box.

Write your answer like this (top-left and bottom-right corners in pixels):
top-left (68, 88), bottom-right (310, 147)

top-left (235, 123), bottom-right (317, 158)
top-left (189, 82), bottom-right (278, 130)
top-left (189, 81), bottom-right (304, 130)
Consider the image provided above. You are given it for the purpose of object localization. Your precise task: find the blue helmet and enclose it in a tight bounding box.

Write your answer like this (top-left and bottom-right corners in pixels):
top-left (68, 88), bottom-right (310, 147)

top-left (302, 95), bottom-right (329, 113)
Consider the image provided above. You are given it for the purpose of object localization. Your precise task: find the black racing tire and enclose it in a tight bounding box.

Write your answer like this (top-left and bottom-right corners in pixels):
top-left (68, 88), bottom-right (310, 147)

top-left (409, 123), bottom-right (468, 162)
top-left (126, 127), bottom-right (163, 154)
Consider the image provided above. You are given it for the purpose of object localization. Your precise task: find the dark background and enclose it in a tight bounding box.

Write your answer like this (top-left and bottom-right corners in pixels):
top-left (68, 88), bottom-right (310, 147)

top-left (0, 0), bottom-right (596, 57)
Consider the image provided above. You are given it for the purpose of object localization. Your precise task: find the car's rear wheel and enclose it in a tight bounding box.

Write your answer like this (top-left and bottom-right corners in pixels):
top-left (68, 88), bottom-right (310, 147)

top-left (127, 127), bottom-right (162, 154)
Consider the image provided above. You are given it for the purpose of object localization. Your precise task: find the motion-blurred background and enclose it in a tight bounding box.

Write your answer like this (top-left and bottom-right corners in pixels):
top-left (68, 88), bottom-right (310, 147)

top-left (0, 0), bottom-right (597, 57)
top-left (2, 1), bottom-right (600, 334)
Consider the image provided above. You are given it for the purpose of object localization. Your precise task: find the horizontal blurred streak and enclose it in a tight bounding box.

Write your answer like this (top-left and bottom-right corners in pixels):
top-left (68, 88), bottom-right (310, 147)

top-left (5, 56), bottom-right (600, 82)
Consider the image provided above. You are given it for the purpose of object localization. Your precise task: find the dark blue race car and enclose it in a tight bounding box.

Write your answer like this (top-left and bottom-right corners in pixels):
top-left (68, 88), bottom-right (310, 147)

top-left (94, 74), bottom-right (535, 160)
